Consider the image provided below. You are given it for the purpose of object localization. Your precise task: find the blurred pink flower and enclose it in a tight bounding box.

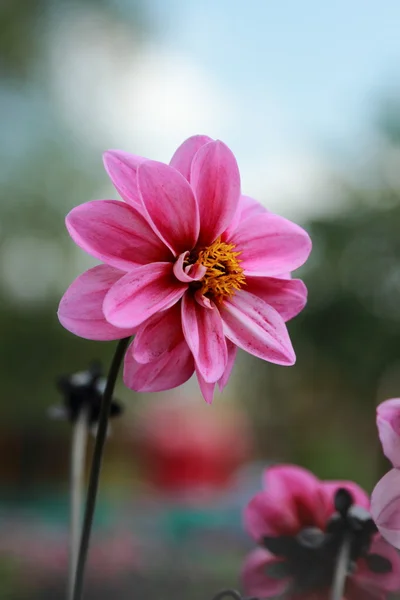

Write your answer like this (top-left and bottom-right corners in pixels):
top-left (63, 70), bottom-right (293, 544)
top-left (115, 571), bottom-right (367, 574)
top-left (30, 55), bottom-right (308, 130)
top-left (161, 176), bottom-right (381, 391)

top-left (376, 398), bottom-right (400, 468)
top-left (58, 135), bottom-right (311, 403)
top-left (242, 465), bottom-right (400, 600)
top-left (136, 402), bottom-right (252, 495)
top-left (371, 398), bottom-right (400, 549)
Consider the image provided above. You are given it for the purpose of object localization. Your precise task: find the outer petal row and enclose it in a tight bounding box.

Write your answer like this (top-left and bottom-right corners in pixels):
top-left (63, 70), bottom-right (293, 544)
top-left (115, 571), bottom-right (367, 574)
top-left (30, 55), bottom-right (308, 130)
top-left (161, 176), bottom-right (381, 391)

top-left (228, 211), bottom-right (312, 277)
top-left (191, 140), bottom-right (241, 246)
top-left (169, 134), bottom-right (213, 181)
top-left (221, 290), bottom-right (296, 366)
top-left (66, 200), bottom-right (171, 271)
top-left (57, 265), bottom-right (136, 340)
top-left (181, 294), bottom-right (227, 383)
top-left (103, 262), bottom-right (187, 329)
top-left (137, 160), bottom-right (200, 255)
top-left (103, 150), bottom-right (146, 211)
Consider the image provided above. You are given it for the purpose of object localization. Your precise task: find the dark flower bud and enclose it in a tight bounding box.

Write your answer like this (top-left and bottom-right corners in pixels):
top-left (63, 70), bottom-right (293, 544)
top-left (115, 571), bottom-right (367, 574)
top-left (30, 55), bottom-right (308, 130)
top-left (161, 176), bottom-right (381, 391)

top-left (49, 361), bottom-right (124, 426)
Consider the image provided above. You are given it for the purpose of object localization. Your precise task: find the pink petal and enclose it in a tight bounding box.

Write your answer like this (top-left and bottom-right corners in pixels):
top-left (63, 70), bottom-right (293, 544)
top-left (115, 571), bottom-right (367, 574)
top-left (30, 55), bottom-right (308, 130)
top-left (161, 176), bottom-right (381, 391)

top-left (169, 135), bottom-right (213, 181)
top-left (103, 150), bottom-right (146, 210)
top-left (221, 290), bottom-right (295, 365)
top-left (227, 212), bottom-right (312, 277)
top-left (244, 490), bottom-right (300, 540)
top-left (319, 480), bottom-right (370, 522)
top-left (132, 304), bottom-right (183, 364)
top-left (377, 398), bottom-right (400, 468)
top-left (103, 262), bottom-right (187, 329)
top-left (196, 368), bottom-right (216, 404)
top-left (181, 294), bottom-right (227, 383)
top-left (173, 251), bottom-right (207, 282)
top-left (58, 265), bottom-right (135, 340)
top-left (263, 464), bottom-right (328, 532)
top-left (241, 548), bottom-right (288, 599)
top-left (191, 140), bottom-right (241, 246)
top-left (218, 340), bottom-right (237, 391)
top-left (346, 580), bottom-right (385, 600)
top-left (137, 160), bottom-right (199, 255)
top-left (371, 468), bottom-right (400, 549)
top-left (66, 200), bottom-right (171, 271)
top-left (246, 276), bottom-right (308, 322)
top-left (124, 339), bottom-right (194, 392)
top-left (224, 194), bottom-right (267, 239)
top-left (353, 533), bottom-right (400, 592)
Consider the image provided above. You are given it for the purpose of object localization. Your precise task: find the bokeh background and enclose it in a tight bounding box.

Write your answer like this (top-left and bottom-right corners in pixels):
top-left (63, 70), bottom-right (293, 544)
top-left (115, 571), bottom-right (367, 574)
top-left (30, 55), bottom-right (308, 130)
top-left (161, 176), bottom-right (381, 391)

top-left (2, 1), bottom-right (400, 598)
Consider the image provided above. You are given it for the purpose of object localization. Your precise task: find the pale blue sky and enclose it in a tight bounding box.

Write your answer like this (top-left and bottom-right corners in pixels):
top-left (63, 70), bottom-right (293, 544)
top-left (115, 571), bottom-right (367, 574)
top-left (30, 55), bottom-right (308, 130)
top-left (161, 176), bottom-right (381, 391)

top-left (147, 0), bottom-right (400, 149)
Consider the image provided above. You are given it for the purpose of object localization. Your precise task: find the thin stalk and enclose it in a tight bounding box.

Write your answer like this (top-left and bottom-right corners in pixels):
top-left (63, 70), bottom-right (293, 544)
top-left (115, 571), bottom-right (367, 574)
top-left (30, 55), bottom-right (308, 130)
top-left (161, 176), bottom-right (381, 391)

top-left (331, 534), bottom-right (351, 600)
top-left (68, 406), bottom-right (88, 600)
top-left (72, 337), bottom-right (130, 600)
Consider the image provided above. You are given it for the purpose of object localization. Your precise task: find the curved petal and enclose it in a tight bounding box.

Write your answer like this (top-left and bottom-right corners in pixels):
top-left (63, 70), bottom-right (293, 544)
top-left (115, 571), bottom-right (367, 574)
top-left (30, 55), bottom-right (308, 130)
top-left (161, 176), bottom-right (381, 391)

top-left (224, 194), bottom-right (267, 240)
top-left (245, 276), bottom-right (308, 322)
top-left (244, 490), bottom-right (300, 540)
top-left (169, 134), bottom-right (213, 181)
top-left (133, 303), bottom-right (183, 364)
top-left (264, 464), bottom-right (328, 531)
top-left (58, 265), bottom-right (135, 340)
top-left (103, 262), bottom-right (187, 329)
top-left (218, 339), bottom-right (237, 391)
top-left (103, 150), bottom-right (146, 210)
top-left (371, 469), bottom-right (400, 549)
top-left (173, 252), bottom-right (207, 282)
top-left (377, 399), bottom-right (400, 468)
top-left (196, 368), bottom-right (216, 404)
top-left (353, 534), bottom-right (400, 593)
top-left (319, 480), bottom-right (370, 521)
top-left (138, 160), bottom-right (199, 255)
top-left (181, 294), bottom-right (227, 383)
top-left (66, 200), bottom-right (171, 270)
top-left (241, 548), bottom-right (289, 599)
top-left (227, 212), bottom-right (312, 277)
top-left (124, 339), bottom-right (194, 392)
top-left (191, 140), bottom-right (241, 246)
top-left (221, 290), bottom-right (296, 366)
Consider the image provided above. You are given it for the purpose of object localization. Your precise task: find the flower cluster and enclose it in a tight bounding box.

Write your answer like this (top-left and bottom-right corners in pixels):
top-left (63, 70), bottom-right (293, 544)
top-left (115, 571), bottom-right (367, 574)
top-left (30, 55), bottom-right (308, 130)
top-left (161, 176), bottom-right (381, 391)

top-left (58, 135), bottom-right (311, 403)
top-left (242, 465), bottom-right (400, 600)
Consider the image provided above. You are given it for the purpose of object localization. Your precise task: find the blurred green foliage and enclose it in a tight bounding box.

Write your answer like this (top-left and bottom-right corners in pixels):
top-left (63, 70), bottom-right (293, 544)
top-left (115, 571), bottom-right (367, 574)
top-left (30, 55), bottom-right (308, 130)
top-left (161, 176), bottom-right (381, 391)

top-left (2, 0), bottom-right (400, 499)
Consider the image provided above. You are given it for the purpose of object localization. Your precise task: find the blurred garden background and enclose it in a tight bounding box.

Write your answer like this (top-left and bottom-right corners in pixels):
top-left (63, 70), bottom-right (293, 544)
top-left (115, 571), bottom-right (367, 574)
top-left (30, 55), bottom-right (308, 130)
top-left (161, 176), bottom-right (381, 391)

top-left (2, 1), bottom-right (400, 598)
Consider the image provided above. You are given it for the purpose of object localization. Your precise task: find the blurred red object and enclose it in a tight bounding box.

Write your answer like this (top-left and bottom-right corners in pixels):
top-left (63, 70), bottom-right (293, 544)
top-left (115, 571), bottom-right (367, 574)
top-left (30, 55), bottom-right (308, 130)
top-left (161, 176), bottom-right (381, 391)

top-left (135, 400), bottom-right (253, 495)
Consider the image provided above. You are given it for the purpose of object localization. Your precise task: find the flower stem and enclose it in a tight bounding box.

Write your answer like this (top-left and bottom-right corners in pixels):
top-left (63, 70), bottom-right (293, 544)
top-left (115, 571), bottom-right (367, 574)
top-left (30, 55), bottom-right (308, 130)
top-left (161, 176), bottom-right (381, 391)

top-left (71, 337), bottom-right (130, 600)
top-left (68, 406), bottom-right (88, 600)
top-left (331, 534), bottom-right (351, 600)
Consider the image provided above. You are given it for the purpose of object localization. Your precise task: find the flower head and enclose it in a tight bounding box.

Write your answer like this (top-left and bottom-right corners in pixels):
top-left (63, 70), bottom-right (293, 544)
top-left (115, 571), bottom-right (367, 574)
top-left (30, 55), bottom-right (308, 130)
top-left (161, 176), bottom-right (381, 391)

top-left (243, 465), bottom-right (400, 600)
top-left (50, 362), bottom-right (123, 425)
top-left (371, 398), bottom-right (400, 550)
top-left (58, 135), bottom-right (311, 403)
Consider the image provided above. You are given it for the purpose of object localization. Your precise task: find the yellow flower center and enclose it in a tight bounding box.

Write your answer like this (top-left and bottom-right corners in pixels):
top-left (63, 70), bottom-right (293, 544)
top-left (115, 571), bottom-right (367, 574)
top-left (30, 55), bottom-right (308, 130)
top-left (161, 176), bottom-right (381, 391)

top-left (191, 237), bottom-right (246, 305)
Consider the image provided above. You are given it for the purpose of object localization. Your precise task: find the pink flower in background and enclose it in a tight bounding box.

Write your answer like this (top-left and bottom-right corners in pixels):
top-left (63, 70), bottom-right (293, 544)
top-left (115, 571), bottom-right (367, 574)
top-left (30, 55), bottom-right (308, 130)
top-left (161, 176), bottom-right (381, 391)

top-left (58, 135), bottom-right (311, 403)
top-left (371, 398), bottom-right (400, 549)
top-left (243, 465), bottom-right (400, 600)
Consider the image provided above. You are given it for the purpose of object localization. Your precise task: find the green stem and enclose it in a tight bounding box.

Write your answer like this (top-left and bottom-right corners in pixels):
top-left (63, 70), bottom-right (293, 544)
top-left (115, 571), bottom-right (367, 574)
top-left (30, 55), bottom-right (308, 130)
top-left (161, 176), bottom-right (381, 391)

top-left (71, 337), bottom-right (130, 600)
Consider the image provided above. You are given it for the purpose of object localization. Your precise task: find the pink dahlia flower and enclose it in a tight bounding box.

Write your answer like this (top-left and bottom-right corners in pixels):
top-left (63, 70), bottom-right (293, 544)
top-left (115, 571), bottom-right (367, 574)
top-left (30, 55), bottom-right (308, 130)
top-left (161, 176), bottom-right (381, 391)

top-left (58, 135), bottom-right (311, 403)
top-left (242, 464), bottom-right (400, 600)
top-left (371, 399), bottom-right (400, 549)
